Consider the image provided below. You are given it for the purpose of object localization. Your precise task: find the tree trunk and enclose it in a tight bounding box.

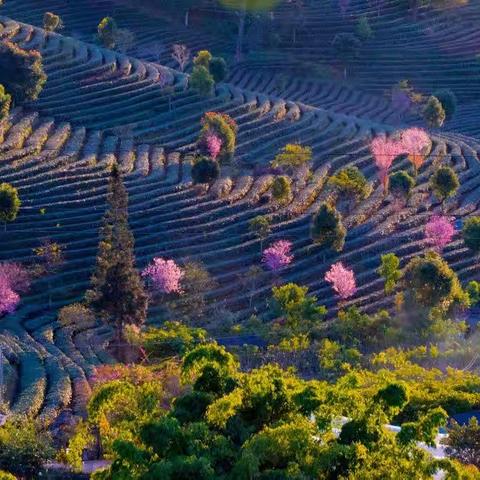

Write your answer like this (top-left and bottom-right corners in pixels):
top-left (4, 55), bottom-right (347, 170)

top-left (115, 319), bottom-right (126, 363)
top-left (184, 9), bottom-right (189, 27)
top-left (235, 3), bottom-right (247, 63)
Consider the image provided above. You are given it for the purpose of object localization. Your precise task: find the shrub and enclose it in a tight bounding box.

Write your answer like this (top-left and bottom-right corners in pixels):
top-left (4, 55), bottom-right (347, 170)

top-left (390, 170), bottom-right (415, 201)
top-left (429, 166), bottom-right (459, 203)
top-left (209, 56), bottom-right (228, 82)
top-left (191, 157), bottom-right (220, 184)
top-left (463, 217), bottom-right (480, 253)
top-left (0, 183), bottom-right (20, 231)
top-left (43, 12), bottom-right (62, 32)
top-left (193, 49), bottom-right (212, 68)
top-left (0, 85), bottom-right (10, 123)
top-left (328, 166), bottom-right (372, 208)
top-left (423, 96), bottom-right (446, 128)
top-left (97, 17), bottom-right (117, 49)
top-left (356, 15), bottom-right (373, 40)
top-left (198, 112), bottom-right (237, 163)
top-left (58, 303), bottom-right (95, 327)
top-left (466, 281), bottom-right (480, 306)
top-left (0, 41), bottom-right (46, 102)
top-left (190, 65), bottom-right (214, 96)
top-left (271, 175), bottom-right (292, 204)
top-left (378, 253), bottom-right (402, 294)
top-left (311, 202), bottom-right (346, 252)
top-left (432, 88), bottom-right (457, 121)
top-left (403, 251), bottom-right (465, 308)
top-left (0, 416), bottom-right (54, 478)
top-left (272, 143), bottom-right (312, 171)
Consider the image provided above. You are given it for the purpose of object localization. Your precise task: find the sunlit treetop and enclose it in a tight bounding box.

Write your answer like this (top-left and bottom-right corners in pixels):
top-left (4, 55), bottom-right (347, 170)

top-left (220, 0), bottom-right (280, 11)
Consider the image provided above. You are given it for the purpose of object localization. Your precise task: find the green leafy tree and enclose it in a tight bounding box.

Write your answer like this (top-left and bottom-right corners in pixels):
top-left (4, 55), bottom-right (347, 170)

top-left (191, 157), bottom-right (220, 184)
top-left (198, 112), bottom-right (238, 163)
top-left (271, 282), bottom-right (327, 332)
top-left (193, 50), bottom-right (213, 68)
top-left (445, 417), bottom-right (480, 468)
top-left (0, 416), bottom-right (54, 479)
top-left (248, 215), bottom-right (271, 251)
top-left (433, 89), bottom-right (457, 121)
top-left (209, 56), bottom-right (228, 82)
top-left (390, 170), bottom-right (415, 203)
top-left (378, 253), bottom-right (402, 294)
top-left (466, 280), bottom-right (480, 306)
top-left (0, 183), bottom-right (20, 231)
top-left (0, 41), bottom-right (46, 103)
top-left (97, 17), bottom-right (117, 49)
top-left (311, 202), bottom-right (346, 252)
top-left (271, 175), bottom-right (292, 205)
top-left (356, 15), bottom-right (373, 40)
top-left (190, 65), bottom-right (215, 96)
top-left (0, 85), bottom-right (11, 122)
top-left (463, 217), bottom-right (480, 253)
top-left (271, 143), bottom-right (312, 173)
top-left (332, 32), bottom-right (361, 79)
top-left (430, 166), bottom-right (459, 207)
top-left (423, 95), bottom-right (446, 127)
top-left (403, 251), bottom-right (466, 309)
top-left (87, 164), bottom-right (147, 358)
top-left (328, 166), bottom-right (372, 211)
top-left (43, 12), bottom-right (62, 31)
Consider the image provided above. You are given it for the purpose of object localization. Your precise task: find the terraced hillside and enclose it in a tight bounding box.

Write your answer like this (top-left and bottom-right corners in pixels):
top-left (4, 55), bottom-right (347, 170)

top-left (1, 4), bottom-right (480, 424)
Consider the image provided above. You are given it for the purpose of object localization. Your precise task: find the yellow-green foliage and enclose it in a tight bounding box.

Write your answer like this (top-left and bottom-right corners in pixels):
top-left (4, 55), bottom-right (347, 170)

top-left (272, 143), bottom-right (312, 169)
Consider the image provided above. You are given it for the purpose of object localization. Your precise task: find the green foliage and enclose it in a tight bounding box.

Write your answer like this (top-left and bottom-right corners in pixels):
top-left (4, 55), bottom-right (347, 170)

top-left (131, 321), bottom-right (207, 360)
top-left (87, 164), bottom-right (147, 349)
top-left (190, 65), bottom-right (215, 96)
top-left (423, 95), bottom-right (446, 127)
top-left (445, 417), bottom-right (480, 468)
top-left (271, 282), bottom-right (327, 332)
top-left (430, 166), bottom-right (459, 203)
top-left (43, 12), bottom-right (62, 32)
top-left (311, 202), bottom-right (346, 251)
top-left (329, 166), bottom-right (372, 207)
top-left (390, 170), bottom-right (415, 200)
top-left (271, 143), bottom-right (312, 171)
top-left (209, 56), bottom-right (228, 82)
top-left (98, 17), bottom-right (117, 49)
top-left (330, 307), bottom-right (393, 350)
top-left (403, 251), bottom-right (466, 309)
top-left (271, 175), bottom-right (292, 204)
top-left (378, 253), bottom-right (402, 294)
top-left (0, 416), bottom-right (54, 478)
top-left (0, 41), bottom-right (46, 102)
top-left (248, 215), bottom-right (271, 241)
top-left (463, 217), bottom-right (480, 253)
top-left (198, 112), bottom-right (237, 163)
top-left (0, 183), bottom-right (20, 228)
top-left (433, 88), bottom-right (457, 121)
top-left (191, 157), bottom-right (220, 184)
top-left (0, 85), bottom-right (11, 122)
top-left (0, 471), bottom-right (16, 480)
top-left (466, 280), bottom-right (480, 305)
top-left (193, 49), bottom-right (213, 68)
top-left (332, 33), bottom-right (361, 77)
top-left (356, 15), bottom-right (373, 40)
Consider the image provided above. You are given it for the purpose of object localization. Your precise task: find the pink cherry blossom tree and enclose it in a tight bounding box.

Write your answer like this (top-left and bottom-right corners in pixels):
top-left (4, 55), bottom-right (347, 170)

top-left (325, 262), bottom-right (356, 300)
top-left (0, 276), bottom-right (19, 315)
top-left (370, 135), bottom-right (406, 194)
top-left (142, 257), bottom-right (184, 294)
top-left (205, 132), bottom-right (222, 160)
top-left (262, 240), bottom-right (293, 272)
top-left (0, 262), bottom-right (31, 294)
top-left (424, 215), bottom-right (455, 251)
top-left (401, 127), bottom-right (430, 175)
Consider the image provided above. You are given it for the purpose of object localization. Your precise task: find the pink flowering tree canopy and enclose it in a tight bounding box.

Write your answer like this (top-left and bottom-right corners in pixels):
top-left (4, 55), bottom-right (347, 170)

top-left (262, 240), bottom-right (293, 272)
top-left (325, 262), bottom-right (357, 300)
top-left (205, 132), bottom-right (223, 160)
top-left (401, 127), bottom-right (430, 174)
top-left (370, 135), bottom-right (406, 194)
top-left (425, 215), bottom-right (455, 251)
top-left (0, 262), bottom-right (30, 316)
top-left (142, 257), bottom-right (184, 294)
